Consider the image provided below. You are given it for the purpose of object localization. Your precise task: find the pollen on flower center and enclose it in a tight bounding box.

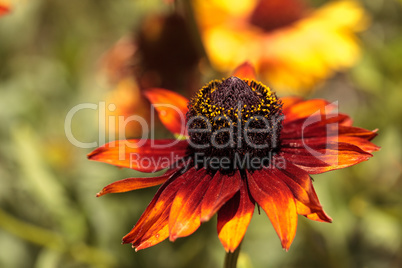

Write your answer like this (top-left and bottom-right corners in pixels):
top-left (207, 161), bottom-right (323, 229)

top-left (186, 76), bottom-right (283, 172)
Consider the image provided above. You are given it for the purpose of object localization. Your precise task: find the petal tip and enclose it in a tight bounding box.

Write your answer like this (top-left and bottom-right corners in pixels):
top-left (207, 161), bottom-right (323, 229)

top-left (169, 234), bottom-right (177, 242)
top-left (96, 190), bottom-right (105, 197)
top-left (281, 239), bottom-right (292, 251)
top-left (232, 62), bottom-right (257, 80)
top-left (200, 215), bottom-right (211, 222)
top-left (87, 147), bottom-right (104, 160)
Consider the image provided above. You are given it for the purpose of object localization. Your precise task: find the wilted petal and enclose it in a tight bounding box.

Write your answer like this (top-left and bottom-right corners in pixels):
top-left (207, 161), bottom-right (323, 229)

top-left (217, 178), bottom-right (255, 253)
top-left (247, 169), bottom-right (297, 250)
top-left (169, 168), bottom-right (212, 241)
top-left (144, 88), bottom-right (189, 137)
top-left (87, 139), bottom-right (188, 172)
top-left (200, 170), bottom-right (241, 222)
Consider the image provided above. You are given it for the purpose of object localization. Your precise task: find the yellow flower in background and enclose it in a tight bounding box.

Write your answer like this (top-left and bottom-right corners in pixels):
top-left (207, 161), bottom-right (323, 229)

top-left (194, 0), bottom-right (369, 94)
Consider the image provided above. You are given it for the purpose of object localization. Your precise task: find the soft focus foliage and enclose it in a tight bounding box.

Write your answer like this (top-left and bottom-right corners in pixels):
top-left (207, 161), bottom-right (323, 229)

top-left (0, 0), bottom-right (401, 267)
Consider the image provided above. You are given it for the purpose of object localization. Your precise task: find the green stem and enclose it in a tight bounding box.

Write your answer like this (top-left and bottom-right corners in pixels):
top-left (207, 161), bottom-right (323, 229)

top-left (224, 242), bottom-right (242, 268)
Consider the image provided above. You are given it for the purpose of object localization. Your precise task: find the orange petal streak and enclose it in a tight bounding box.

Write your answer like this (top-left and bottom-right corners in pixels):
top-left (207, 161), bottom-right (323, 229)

top-left (339, 126), bottom-right (378, 140)
top-left (232, 62), bottom-right (257, 80)
top-left (283, 99), bottom-right (337, 124)
top-left (282, 136), bottom-right (380, 155)
top-left (169, 168), bottom-right (212, 241)
top-left (273, 161), bottom-right (332, 222)
top-left (280, 142), bottom-right (373, 174)
top-left (96, 167), bottom-right (180, 197)
top-left (200, 171), bottom-right (241, 222)
top-left (144, 88), bottom-right (189, 136)
top-left (282, 113), bottom-right (352, 136)
top-left (133, 205), bottom-right (171, 251)
top-left (88, 139), bottom-right (188, 172)
top-left (217, 179), bottom-right (255, 253)
top-left (123, 167), bottom-right (197, 248)
top-left (280, 97), bottom-right (303, 109)
top-left (247, 169), bottom-right (298, 251)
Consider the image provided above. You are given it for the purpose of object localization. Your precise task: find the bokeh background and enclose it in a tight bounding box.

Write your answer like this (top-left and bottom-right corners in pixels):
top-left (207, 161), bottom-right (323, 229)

top-left (1, 0), bottom-right (402, 267)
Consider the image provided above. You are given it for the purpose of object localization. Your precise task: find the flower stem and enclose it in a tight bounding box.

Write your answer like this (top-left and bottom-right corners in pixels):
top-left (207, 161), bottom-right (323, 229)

top-left (224, 242), bottom-right (242, 268)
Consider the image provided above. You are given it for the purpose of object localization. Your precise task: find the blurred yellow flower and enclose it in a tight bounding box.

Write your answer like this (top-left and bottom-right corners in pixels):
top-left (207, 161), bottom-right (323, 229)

top-left (194, 0), bottom-right (369, 93)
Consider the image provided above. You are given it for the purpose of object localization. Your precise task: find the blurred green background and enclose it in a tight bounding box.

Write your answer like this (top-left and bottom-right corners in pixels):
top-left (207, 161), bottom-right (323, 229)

top-left (1, 0), bottom-right (401, 267)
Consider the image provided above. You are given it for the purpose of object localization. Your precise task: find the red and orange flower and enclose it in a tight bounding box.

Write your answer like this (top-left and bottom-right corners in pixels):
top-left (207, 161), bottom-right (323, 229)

top-left (0, 0), bottom-right (10, 16)
top-left (88, 63), bottom-right (378, 252)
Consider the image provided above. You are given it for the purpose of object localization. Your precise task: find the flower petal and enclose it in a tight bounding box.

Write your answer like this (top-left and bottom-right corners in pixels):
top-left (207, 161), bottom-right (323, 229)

top-left (273, 161), bottom-right (332, 222)
top-left (280, 96), bottom-right (303, 109)
top-left (87, 139), bottom-right (188, 172)
top-left (133, 206), bottom-right (170, 251)
top-left (282, 113), bottom-right (352, 136)
top-left (143, 88), bottom-right (189, 136)
top-left (232, 62), bottom-right (257, 80)
top-left (282, 135), bottom-right (380, 154)
top-left (169, 168), bottom-right (212, 241)
top-left (200, 170), bottom-right (241, 222)
top-left (282, 99), bottom-right (337, 124)
top-left (123, 167), bottom-right (197, 249)
top-left (96, 166), bottom-right (183, 197)
top-left (217, 178), bottom-right (255, 253)
top-left (0, 2), bottom-right (10, 16)
top-left (280, 142), bottom-right (373, 174)
top-left (247, 169), bottom-right (297, 250)
top-left (339, 126), bottom-right (378, 140)
top-left (280, 111), bottom-right (379, 156)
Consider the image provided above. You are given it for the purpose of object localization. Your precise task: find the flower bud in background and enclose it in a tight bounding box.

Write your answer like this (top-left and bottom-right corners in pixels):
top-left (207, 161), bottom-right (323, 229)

top-left (99, 12), bottom-right (202, 138)
top-left (101, 12), bottom-right (202, 92)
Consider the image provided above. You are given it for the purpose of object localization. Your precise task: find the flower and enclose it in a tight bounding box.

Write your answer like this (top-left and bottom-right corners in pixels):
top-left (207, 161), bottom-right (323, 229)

top-left (99, 13), bottom-right (201, 138)
top-left (88, 63), bottom-right (379, 252)
top-left (100, 13), bottom-right (201, 90)
top-left (0, 0), bottom-right (10, 16)
top-left (193, 0), bottom-right (369, 93)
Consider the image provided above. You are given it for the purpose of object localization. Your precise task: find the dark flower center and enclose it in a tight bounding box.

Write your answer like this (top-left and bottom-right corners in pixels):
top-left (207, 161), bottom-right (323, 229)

top-left (186, 76), bottom-right (283, 173)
